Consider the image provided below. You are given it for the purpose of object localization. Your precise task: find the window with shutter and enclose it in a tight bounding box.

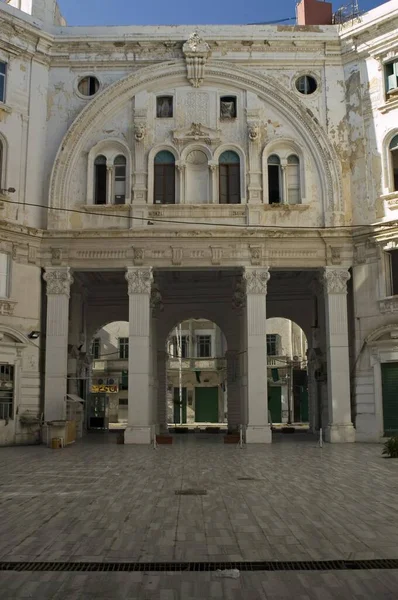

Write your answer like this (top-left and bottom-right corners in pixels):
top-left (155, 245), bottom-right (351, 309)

top-left (268, 155), bottom-right (282, 204)
top-left (0, 62), bottom-right (6, 104)
top-left (94, 155), bottom-right (107, 204)
top-left (114, 155), bottom-right (126, 204)
top-left (389, 250), bottom-right (398, 296)
top-left (386, 60), bottom-right (398, 94)
top-left (0, 252), bottom-right (9, 298)
top-left (219, 151), bottom-right (241, 204)
top-left (389, 135), bottom-right (398, 192)
top-left (287, 155), bottom-right (300, 204)
top-left (154, 151), bottom-right (175, 204)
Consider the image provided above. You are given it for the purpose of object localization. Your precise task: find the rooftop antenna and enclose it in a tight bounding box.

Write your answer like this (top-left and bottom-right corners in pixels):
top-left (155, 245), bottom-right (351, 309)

top-left (333, 0), bottom-right (362, 25)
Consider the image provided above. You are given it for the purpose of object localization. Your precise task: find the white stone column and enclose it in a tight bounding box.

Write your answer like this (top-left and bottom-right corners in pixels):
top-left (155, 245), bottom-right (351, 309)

top-left (43, 267), bottom-right (73, 422)
top-left (244, 267), bottom-right (272, 443)
top-left (322, 267), bottom-right (355, 443)
top-left (124, 267), bottom-right (153, 444)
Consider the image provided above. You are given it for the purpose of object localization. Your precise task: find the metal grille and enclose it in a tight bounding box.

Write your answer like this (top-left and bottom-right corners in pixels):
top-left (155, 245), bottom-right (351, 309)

top-left (175, 489), bottom-right (207, 496)
top-left (1, 559), bottom-right (398, 573)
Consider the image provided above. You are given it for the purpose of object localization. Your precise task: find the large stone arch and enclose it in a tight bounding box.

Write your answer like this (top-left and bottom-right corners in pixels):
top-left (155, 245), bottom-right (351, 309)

top-left (49, 60), bottom-right (343, 228)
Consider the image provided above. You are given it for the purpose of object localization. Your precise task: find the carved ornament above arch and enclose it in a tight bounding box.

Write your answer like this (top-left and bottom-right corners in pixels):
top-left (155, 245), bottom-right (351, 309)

top-left (49, 60), bottom-right (343, 228)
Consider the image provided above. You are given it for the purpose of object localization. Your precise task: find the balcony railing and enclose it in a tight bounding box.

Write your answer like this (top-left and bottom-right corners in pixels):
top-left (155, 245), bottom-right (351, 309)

top-left (168, 357), bottom-right (226, 371)
top-left (0, 402), bottom-right (13, 420)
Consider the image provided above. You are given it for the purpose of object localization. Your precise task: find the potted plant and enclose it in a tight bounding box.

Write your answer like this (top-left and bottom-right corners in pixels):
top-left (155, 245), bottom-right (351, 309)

top-left (382, 436), bottom-right (398, 458)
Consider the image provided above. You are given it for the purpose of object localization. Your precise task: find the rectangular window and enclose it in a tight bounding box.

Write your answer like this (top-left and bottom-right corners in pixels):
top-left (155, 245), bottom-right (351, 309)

top-left (91, 338), bottom-right (100, 360)
top-left (388, 250), bottom-right (398, 296)
top-left (171, 335), bottom-right (188, 358)
top-left (385, 60), bottom-right (398, 95)
top-left (119, 398), bottom-right (128, 406)
top-left (0, 252), bottom-right (9, 298)
top-left (0, 364), bottom-right (14, 420)
top-left (156, 96), bottom-right (173, 118)
top-left (267, 334), bottom-right (279, 356)
top-left (119, 337), bottom-right (129, 359)
top-left (197, 335), bottom-right (212, 358)
top-left (220, 96), bottom-right (237, 119)
top-left (0, 62), bottom-right (6, 104)
top-left (120, 370), bottom-right (128, 390)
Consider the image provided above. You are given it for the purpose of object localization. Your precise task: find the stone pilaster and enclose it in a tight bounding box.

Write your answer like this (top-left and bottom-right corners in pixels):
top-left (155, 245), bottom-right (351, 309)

top-left (43, 267), bottom-right (73, 422)
top-left (244, 267), bottom-right (272, 443)
top-left (322, 267), bottom-right (355, 443)
top-left (124, 267), bottom-right (154, 444)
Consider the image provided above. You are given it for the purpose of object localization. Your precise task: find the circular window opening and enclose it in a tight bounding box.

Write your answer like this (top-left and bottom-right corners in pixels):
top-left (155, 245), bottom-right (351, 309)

top-left (77, 76), bottom-right (100, 97)
top-left (296, 75), bottom-right (317, 95)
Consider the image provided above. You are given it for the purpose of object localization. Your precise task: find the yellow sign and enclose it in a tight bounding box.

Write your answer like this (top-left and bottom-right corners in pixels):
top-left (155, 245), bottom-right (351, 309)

top-left (91, 384), bottom-right (118, 394)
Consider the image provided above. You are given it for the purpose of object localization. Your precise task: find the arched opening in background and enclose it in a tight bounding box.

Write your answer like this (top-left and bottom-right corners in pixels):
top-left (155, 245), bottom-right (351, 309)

top-left (165, 318), bottom-right (228, 430)
top-left (266, 317), bottom-right (308, 426)
top-left (88, 321), bottom-right (129, 431)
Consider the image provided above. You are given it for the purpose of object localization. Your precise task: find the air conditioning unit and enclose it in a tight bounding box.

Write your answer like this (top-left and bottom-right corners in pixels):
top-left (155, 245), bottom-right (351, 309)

top-left (97, 378), bottom-right (105, 385)
top-left (107, 377), bottom-right (116, 385)
top-left (114, 195), bottom-right (125, 205)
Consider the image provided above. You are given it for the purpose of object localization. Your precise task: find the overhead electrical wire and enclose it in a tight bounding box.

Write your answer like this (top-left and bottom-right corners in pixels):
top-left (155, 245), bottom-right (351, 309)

top-left (0, 196), bottom-right (386, 231)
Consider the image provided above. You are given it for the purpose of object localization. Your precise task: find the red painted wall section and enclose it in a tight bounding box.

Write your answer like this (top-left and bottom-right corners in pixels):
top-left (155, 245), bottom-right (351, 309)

top-left (296, 0), bottom-right (333, 25)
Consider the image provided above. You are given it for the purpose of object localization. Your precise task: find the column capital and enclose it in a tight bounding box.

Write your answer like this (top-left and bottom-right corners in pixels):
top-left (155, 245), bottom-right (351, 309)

top-left (43, 267), bottom-right (73, 296)
top-left (243, 267), bottom-right (270, 294)
top-left (125, 267), bottom-right (153, 294)
top-left (322, 267), bottom-right (350, 295)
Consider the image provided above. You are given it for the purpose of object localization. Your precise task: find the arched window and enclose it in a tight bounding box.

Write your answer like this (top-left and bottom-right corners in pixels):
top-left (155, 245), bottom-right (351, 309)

top-left (94, 155), bottom-right (107, 205)
top-left (219, 151), bottom-right (240, 204)
top-left (113, 155), bottom-right (126, 204)
top-left (286, 155), bottom-right (300, 204)
top-left (268, 155), bottom-right (282, 204)
top-left (389, 135), bottom-right (398, 191)
top-left (154, 151), bottom-right (175, 204)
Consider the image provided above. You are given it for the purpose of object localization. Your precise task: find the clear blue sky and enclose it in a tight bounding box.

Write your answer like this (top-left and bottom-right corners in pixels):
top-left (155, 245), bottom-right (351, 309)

top-left (60, 0), bottom-right (389, 27)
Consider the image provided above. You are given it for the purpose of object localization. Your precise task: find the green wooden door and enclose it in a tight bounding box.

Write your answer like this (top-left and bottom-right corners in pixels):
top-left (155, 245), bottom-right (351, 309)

top-left (268, 386), bottom-right (282, 423)
top-left (299, 387), bottom-right (309, 422)
top-left (195, 387), bottom-right (219, 423)
top-left (173, 387), bottom-right (187, 424)
top-left (381, 363), bottom-right (398, 436)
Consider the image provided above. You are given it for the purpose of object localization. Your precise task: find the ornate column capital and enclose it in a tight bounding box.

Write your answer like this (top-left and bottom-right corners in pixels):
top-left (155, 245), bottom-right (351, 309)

top-left (243, 267), bottom-right (270, 294)
top-left (43, 267), bottom-right (74, 296)
top-left (125, 267), bottom-right (153, 294)
top-left (322, 267), bottom-right (350, 295)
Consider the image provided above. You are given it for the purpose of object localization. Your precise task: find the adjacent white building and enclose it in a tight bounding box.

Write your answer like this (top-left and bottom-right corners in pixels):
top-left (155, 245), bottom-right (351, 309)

top-left (0, 0), bottom-right (398, 445)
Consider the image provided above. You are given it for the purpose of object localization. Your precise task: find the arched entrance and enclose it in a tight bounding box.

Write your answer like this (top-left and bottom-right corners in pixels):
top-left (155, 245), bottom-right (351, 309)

top-left (164, 318), bottom-right (228, 432)
top-left (87, 321), bottom-right (129, 431)
top-left (266, 318), bottom-right (309, 428)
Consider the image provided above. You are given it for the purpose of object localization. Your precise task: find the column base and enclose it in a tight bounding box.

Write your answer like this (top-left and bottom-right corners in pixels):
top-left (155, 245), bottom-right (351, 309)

top-left (124, 426), bottom-right (152, 445)
top-left (325, 423), bottom-right (355, 443)
top-left (246, 425), bottom-right (272, 444)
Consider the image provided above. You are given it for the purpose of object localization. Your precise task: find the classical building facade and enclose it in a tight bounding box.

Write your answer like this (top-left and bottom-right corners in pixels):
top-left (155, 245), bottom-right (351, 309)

top-left (0, 0), bottom-right (398, 445)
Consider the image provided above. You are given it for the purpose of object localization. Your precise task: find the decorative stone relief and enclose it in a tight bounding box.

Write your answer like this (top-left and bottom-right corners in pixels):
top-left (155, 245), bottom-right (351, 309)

top-left (182, 32), bottom-right (211, 88)
top-left (150, 283), bottom-right (164, 315)
top-left (134, 123), bottom-right (146, 142)
top-left (354, 243), bottom-right (366, 265)
top-left (379, 297), bottom-right (398, 314)
top-left (43, 268), bottom-right (74, 296)
top-left (171, 247), bottom-right (183, 265)
top-left (125, 268), bottom-right (153, 294)
top-left (322, 268), bottom-right (350, 294)
top-left (0, 300), bottom-right (16, 316)
top-left (51, 248), bottom-right (62, 265)
top-left (210, 246), bottom-right (223, 265)
top-left (248, 123), bottom-right (260, 142)
top-left (132, 246), bottom-right (144, 266)
top-left (244, 268), bottom-right (270, 294)
top-left (28, 245), bottom-right (37, 264)
top-left (329, 246), bottom-right (342, 265)
top-left (173, 122), bottom-right (221, 146)
top-left (249, 245), bottom-right (262, 266)
top-left (232, 277), bottom-right (246, 312)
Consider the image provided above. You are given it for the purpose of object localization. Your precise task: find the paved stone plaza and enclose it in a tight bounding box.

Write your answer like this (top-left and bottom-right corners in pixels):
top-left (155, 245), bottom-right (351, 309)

top-left (1, 433), bottom-right (398, 598)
